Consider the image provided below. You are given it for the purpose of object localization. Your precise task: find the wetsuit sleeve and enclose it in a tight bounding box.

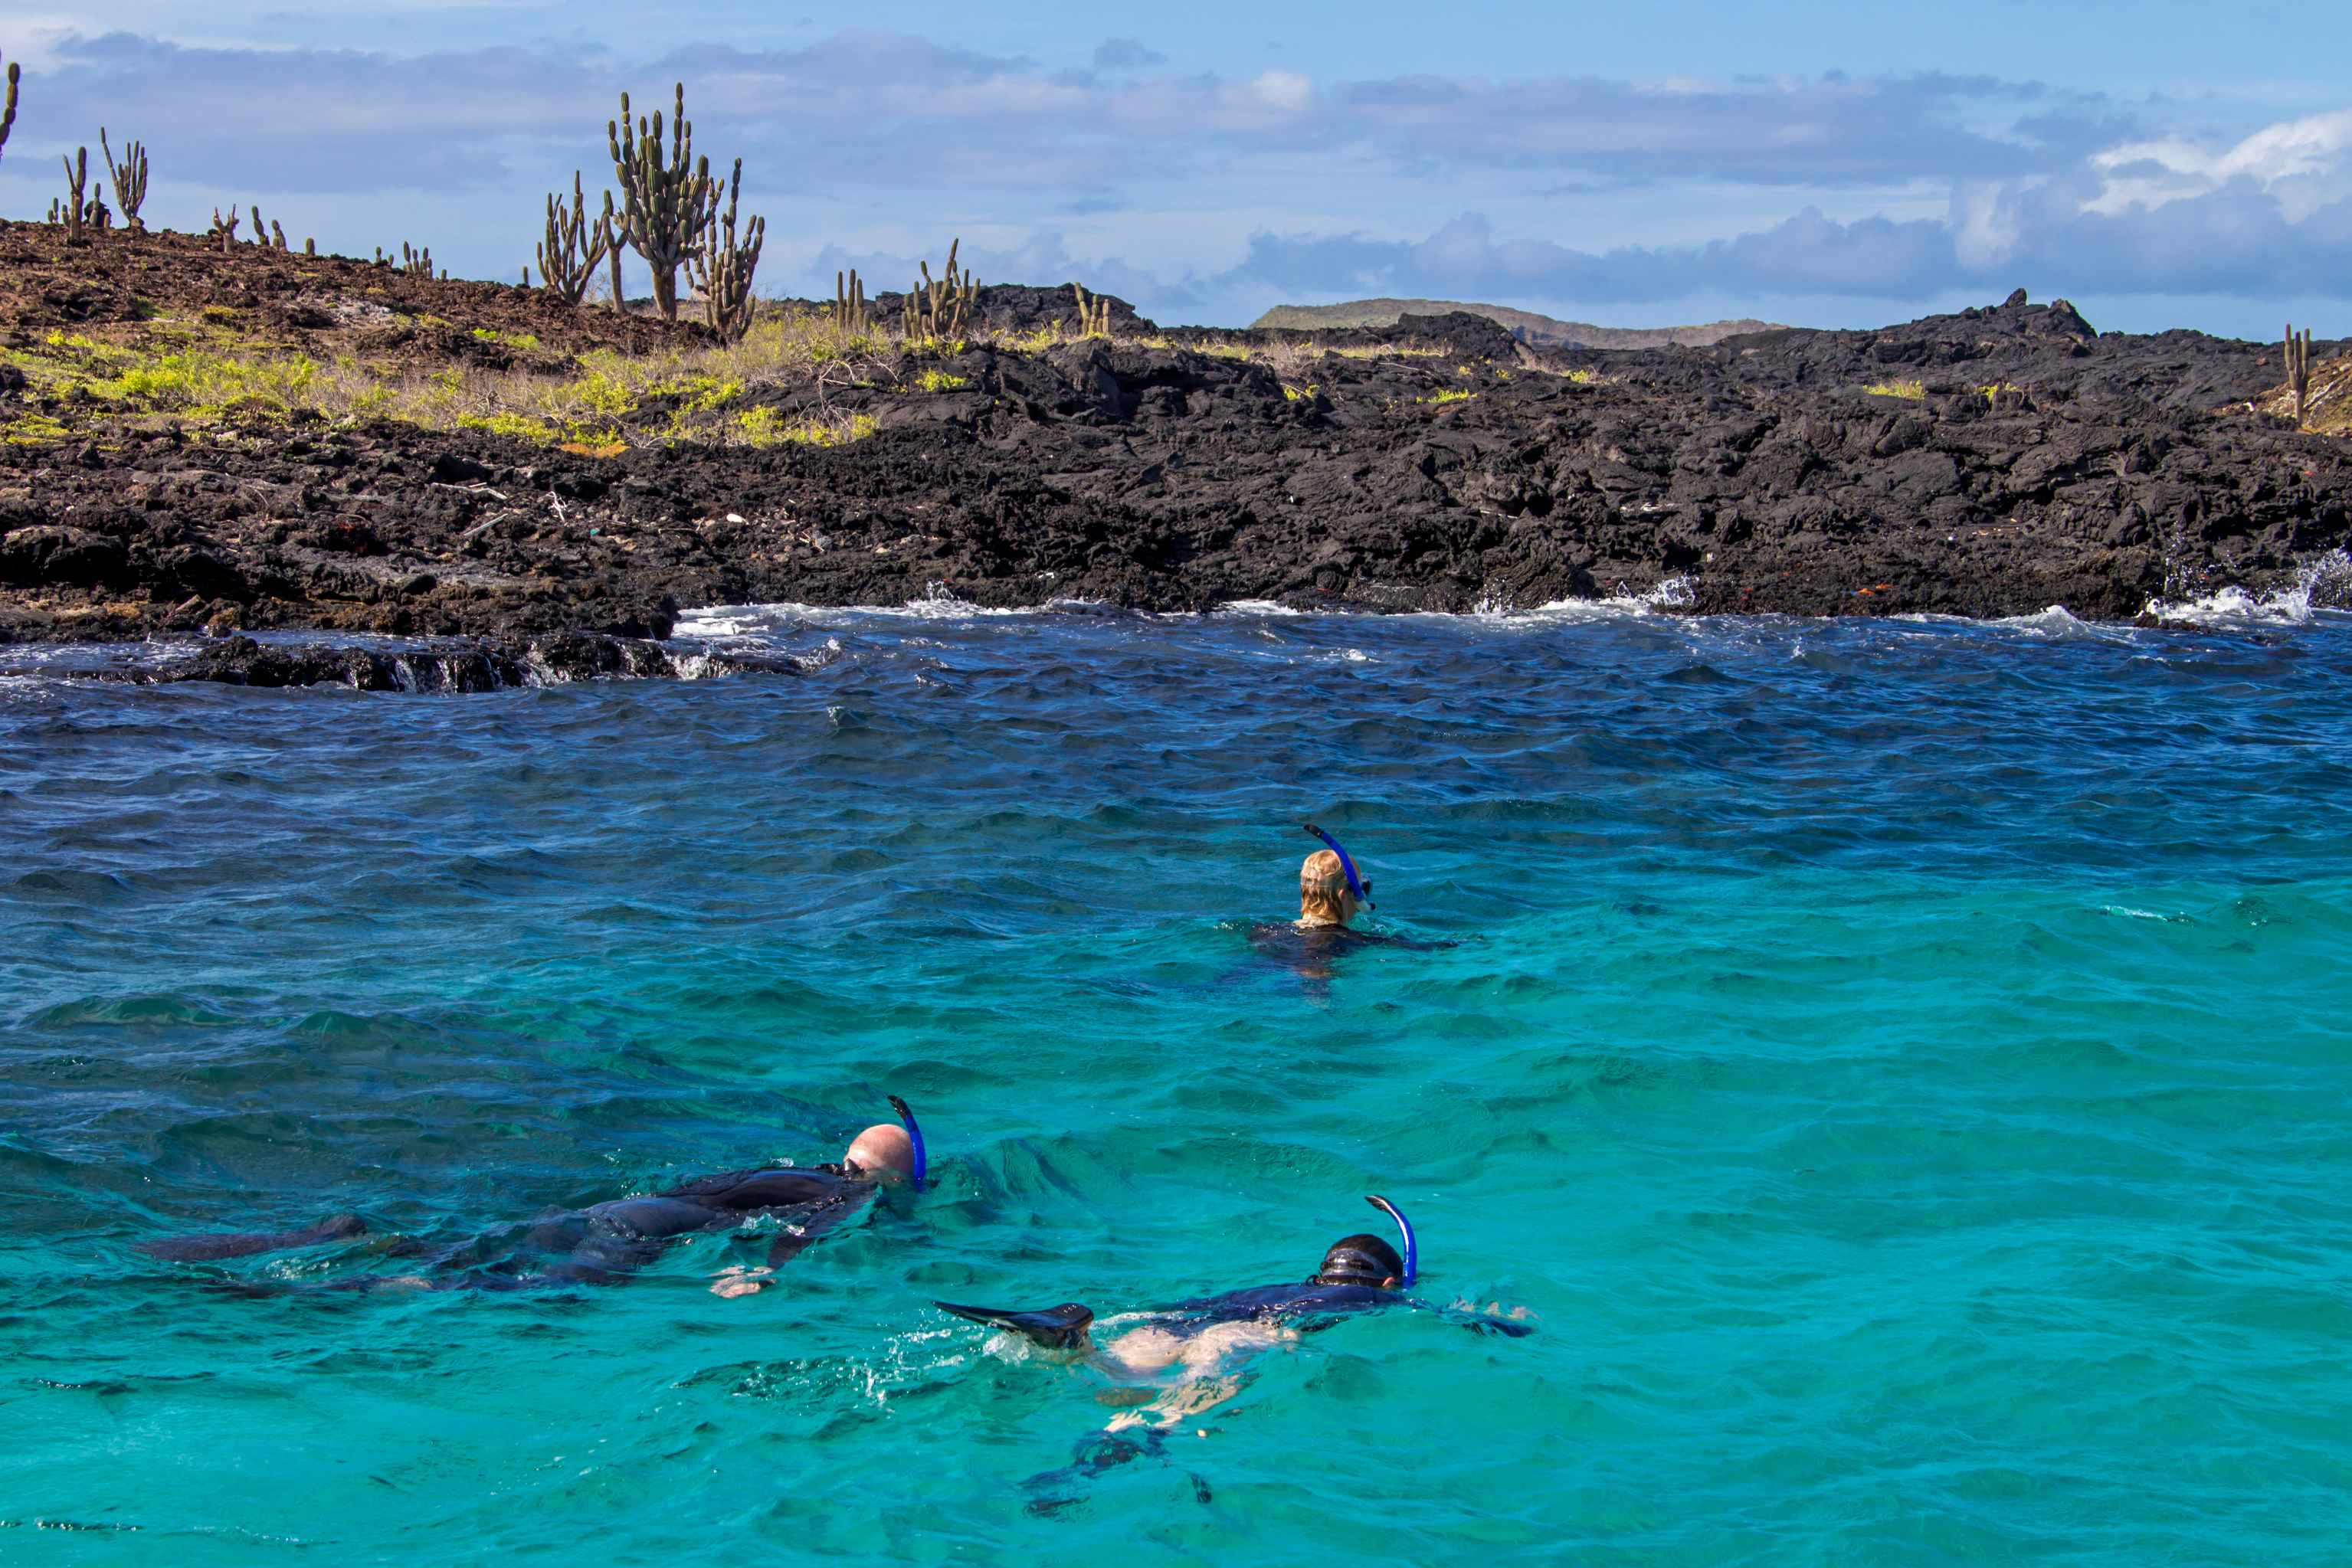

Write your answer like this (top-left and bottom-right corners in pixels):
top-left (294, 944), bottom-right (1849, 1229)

top-left (762, 1182), bottom-right (879, 1267)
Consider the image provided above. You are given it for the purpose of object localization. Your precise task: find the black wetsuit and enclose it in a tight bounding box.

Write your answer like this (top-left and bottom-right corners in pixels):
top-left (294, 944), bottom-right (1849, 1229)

top-left (429, 1165), bottom-right (882, 1287)
top-left (149, 1164), bottom-right (883, 1288)
top-left (1241, 923), bottom-right (1450, 997)
top-left (1154, 1281), bottom-right (1533, 1337)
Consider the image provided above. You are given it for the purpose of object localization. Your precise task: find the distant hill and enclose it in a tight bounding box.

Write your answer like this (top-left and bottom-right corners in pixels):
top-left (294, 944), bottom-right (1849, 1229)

top-left (1250, 297), bottom-right (1776, 350)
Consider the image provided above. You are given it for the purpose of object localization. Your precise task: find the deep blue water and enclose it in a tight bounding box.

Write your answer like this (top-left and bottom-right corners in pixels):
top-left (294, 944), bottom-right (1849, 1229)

top-left (4, 600), bottom-right (2350, 1564)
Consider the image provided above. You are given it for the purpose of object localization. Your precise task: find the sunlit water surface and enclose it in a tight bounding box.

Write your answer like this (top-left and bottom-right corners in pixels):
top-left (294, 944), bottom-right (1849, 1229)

top-left (4, 601), bottom-right (2349, 1564)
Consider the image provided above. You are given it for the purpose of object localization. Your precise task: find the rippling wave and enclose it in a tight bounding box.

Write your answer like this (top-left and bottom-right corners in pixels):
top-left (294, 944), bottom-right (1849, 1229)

top-left (3, 608), bottom-right (2349, 1563)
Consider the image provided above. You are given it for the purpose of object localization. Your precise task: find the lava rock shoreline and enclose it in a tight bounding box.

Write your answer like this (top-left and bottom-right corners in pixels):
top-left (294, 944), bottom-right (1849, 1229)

top-left (6, 252), bottom-right (2350, 666)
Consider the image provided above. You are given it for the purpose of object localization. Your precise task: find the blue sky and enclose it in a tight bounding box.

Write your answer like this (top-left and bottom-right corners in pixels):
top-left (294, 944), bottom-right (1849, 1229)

top-left (5, 2), bottom-right (2350, 334)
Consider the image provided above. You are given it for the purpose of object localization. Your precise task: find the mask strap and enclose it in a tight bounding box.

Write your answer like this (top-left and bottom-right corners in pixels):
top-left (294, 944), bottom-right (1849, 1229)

top-left (1365, 1194), bottom-right (1417, 1286)
top-left (887, 1095), bottom-right (928, 1187)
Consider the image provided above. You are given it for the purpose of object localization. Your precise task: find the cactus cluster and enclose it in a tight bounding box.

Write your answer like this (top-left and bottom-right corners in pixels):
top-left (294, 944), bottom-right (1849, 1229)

top-left (903, 239), bottom-right (978, 344)
top-left (1, 54), bottom-right (18, 167)
top-left (537, 171), bottom-right (614, 306)
top-left (834, 269), bottom-right (869, 335)
top-left (401, 241), bottom-right (434, 278)
top-left (210, 207), bottom-right (241, 252)
top-left (685, 157), bottom-right (765, 342)
top-left (608, 83), bottom-right (718, 322)
top-left (100, 128), bottom-right (146, 231)
top-left (1071, 283), bottom-right (1113, 339)
top-left (2285, 323), bottom-right (2314, 430)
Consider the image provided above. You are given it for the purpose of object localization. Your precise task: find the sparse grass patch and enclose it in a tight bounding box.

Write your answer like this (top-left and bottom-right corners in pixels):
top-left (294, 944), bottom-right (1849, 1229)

top-left (913, 368), bottom-right (969, 392)
top-left (735, 406), bottom-right (878, 449)
top-left (1979, 381), bottom-right (2020, 406)
top-left (1328, 342), bottom-right (1444, 361)
top-left (1282, 383), bottom-right (1319, 402)
top-left (456, 411), bottom-right (560, 444)
top-left (470, 326), bottom-right (542, 351)
top-left (1421, 388), bottom-right (1476, 406)
top-left (1864, 379), bottom-right (1927, 401)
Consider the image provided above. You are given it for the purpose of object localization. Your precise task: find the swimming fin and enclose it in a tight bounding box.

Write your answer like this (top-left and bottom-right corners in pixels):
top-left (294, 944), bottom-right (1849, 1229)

top-left (935, 1299), bottom-right (1096, 1349)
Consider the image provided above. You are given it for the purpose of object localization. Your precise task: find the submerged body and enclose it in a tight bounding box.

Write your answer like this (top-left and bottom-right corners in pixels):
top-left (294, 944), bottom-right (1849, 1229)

top-left (146, 1102), bottom-right (927, 1295)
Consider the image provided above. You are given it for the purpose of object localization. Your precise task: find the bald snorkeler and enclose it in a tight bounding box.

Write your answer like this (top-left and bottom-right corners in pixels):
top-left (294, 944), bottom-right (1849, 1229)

top-left (143, 1096), bottom-right (932, 1298)
top-left (936, 1196), bottom-right (1530, 1511)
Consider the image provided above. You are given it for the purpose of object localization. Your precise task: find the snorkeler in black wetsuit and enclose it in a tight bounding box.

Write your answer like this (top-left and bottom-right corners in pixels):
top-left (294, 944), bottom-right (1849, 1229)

top-left (937, 1195), bottom-right (1529, 1354)
top-left (938, 1196), bottom-right (1530, 1511)
top-left (143, 1096), bottom-right (932, 1297)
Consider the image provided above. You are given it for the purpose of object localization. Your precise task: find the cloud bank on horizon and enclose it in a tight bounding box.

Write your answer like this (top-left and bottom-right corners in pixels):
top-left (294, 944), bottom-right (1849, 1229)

top-left (3, 9), bottom-right (2350, 337)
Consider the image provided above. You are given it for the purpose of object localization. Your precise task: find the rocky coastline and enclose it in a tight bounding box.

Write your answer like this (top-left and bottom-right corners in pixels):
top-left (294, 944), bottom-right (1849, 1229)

top-left (4, 224), bottom-right (2347, 688)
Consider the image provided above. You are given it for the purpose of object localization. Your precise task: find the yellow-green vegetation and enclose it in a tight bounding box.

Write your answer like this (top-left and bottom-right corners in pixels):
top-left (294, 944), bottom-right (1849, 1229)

top-left (1422, 388), bottom-right (1476, 406)
top-left (4, 409), bottom-right (73, 446)
top-left (1282, 383), bottom-right (1320, 402)
top-left (735, 407), bottom-right (879, 449)
top-left (470, 326), bottom-right (542, 351)
top-left (1561, 368), bottom-right (1603, 385)
top-left (1978, 381), bottom-right (2020, 405)
top-left (652, 372), bottom-right (745, 413)
top-left (913, 368), bottom-right (970, 393)
top-left (1864, 379), bottom-right (1927, 401)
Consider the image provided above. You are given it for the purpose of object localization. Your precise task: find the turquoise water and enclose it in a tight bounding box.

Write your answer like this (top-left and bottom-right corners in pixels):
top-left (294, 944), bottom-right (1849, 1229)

top-left (5, 603), bottom-right (2350, 1563)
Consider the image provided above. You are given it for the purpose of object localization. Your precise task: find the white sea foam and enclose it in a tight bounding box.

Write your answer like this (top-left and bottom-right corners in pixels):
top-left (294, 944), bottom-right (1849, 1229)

top-left (2143, 549), bottom-right (2352, 628)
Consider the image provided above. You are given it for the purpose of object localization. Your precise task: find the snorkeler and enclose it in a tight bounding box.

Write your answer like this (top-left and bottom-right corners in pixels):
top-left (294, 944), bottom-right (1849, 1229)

top-left (1247, 823), bottom-right (1443, 983)
top-left (937, 1196), bottom-right (1529, 1511)
top-left (142, 1095), bottom-right (932, 1298)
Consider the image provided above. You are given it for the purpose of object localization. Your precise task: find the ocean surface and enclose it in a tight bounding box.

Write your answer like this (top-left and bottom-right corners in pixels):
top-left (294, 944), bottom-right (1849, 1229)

top-left (4, 593), bottom-right (2350, 1565)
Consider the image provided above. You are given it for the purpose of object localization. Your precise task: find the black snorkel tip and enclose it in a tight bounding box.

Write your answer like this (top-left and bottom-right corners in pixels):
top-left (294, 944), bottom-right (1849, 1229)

top-left (887, 1094), bottom-right (929, 1188)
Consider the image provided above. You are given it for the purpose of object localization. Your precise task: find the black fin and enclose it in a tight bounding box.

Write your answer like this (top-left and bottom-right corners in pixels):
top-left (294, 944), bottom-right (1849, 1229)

top-left (935, 1299), bottom-right (1095, 1349)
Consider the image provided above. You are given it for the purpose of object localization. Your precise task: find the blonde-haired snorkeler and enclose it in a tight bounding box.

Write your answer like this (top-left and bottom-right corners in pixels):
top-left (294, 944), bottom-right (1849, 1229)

top-left (1297, 848), bottom-right (1360, 928)
top-left (1250, 823), bottom-right (1442, 987)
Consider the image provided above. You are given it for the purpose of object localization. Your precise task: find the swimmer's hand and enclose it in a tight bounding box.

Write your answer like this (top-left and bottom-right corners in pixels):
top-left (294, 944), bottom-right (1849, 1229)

top-left (710, 1265), bottom-right (775, 1299)
top-left (1446, 1297), bottom-right (1538, 1335)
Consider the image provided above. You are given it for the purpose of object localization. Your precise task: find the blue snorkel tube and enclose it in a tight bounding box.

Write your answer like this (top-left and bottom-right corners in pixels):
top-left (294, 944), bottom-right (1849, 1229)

top-left (1365, 1193), bottom-right (1417, 1288)
top-left (887, 1095), bottom-right (929, 1188)
top-left (1302, 823), bottom-right (1374, 910)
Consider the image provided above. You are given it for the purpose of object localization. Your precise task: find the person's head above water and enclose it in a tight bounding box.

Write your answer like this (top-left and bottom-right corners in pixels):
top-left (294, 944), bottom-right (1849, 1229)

top-left (1298, 849), bottom-right (1360, 928)
top-left (843, 1122), bottom-right (916, 1183)
top-left (1311, 1231), bottom-right (1405, 1289)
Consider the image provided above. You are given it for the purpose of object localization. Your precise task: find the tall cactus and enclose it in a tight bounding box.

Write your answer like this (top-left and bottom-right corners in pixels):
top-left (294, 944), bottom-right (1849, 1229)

top-left (100, 128), bottom-right (147, 231)
top-left (608, 83), bottom-right (715, 322)
top-left (601, 201), bottom-right (624, 313)
top-left (1072, 283), bottom-right (1112, 339)
top-left (2285, 323), bottom-right (2313, 430)
top-left (686, 157), bottom-right (764, 342)
top-left (210, 206), bottom-right (241, 253)
top-left (61, 147), bottom-right (89, 245)
top-left (2, 56), bottom-right (21, 167)
top-left (536, 171), bottom-right (612, 306)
